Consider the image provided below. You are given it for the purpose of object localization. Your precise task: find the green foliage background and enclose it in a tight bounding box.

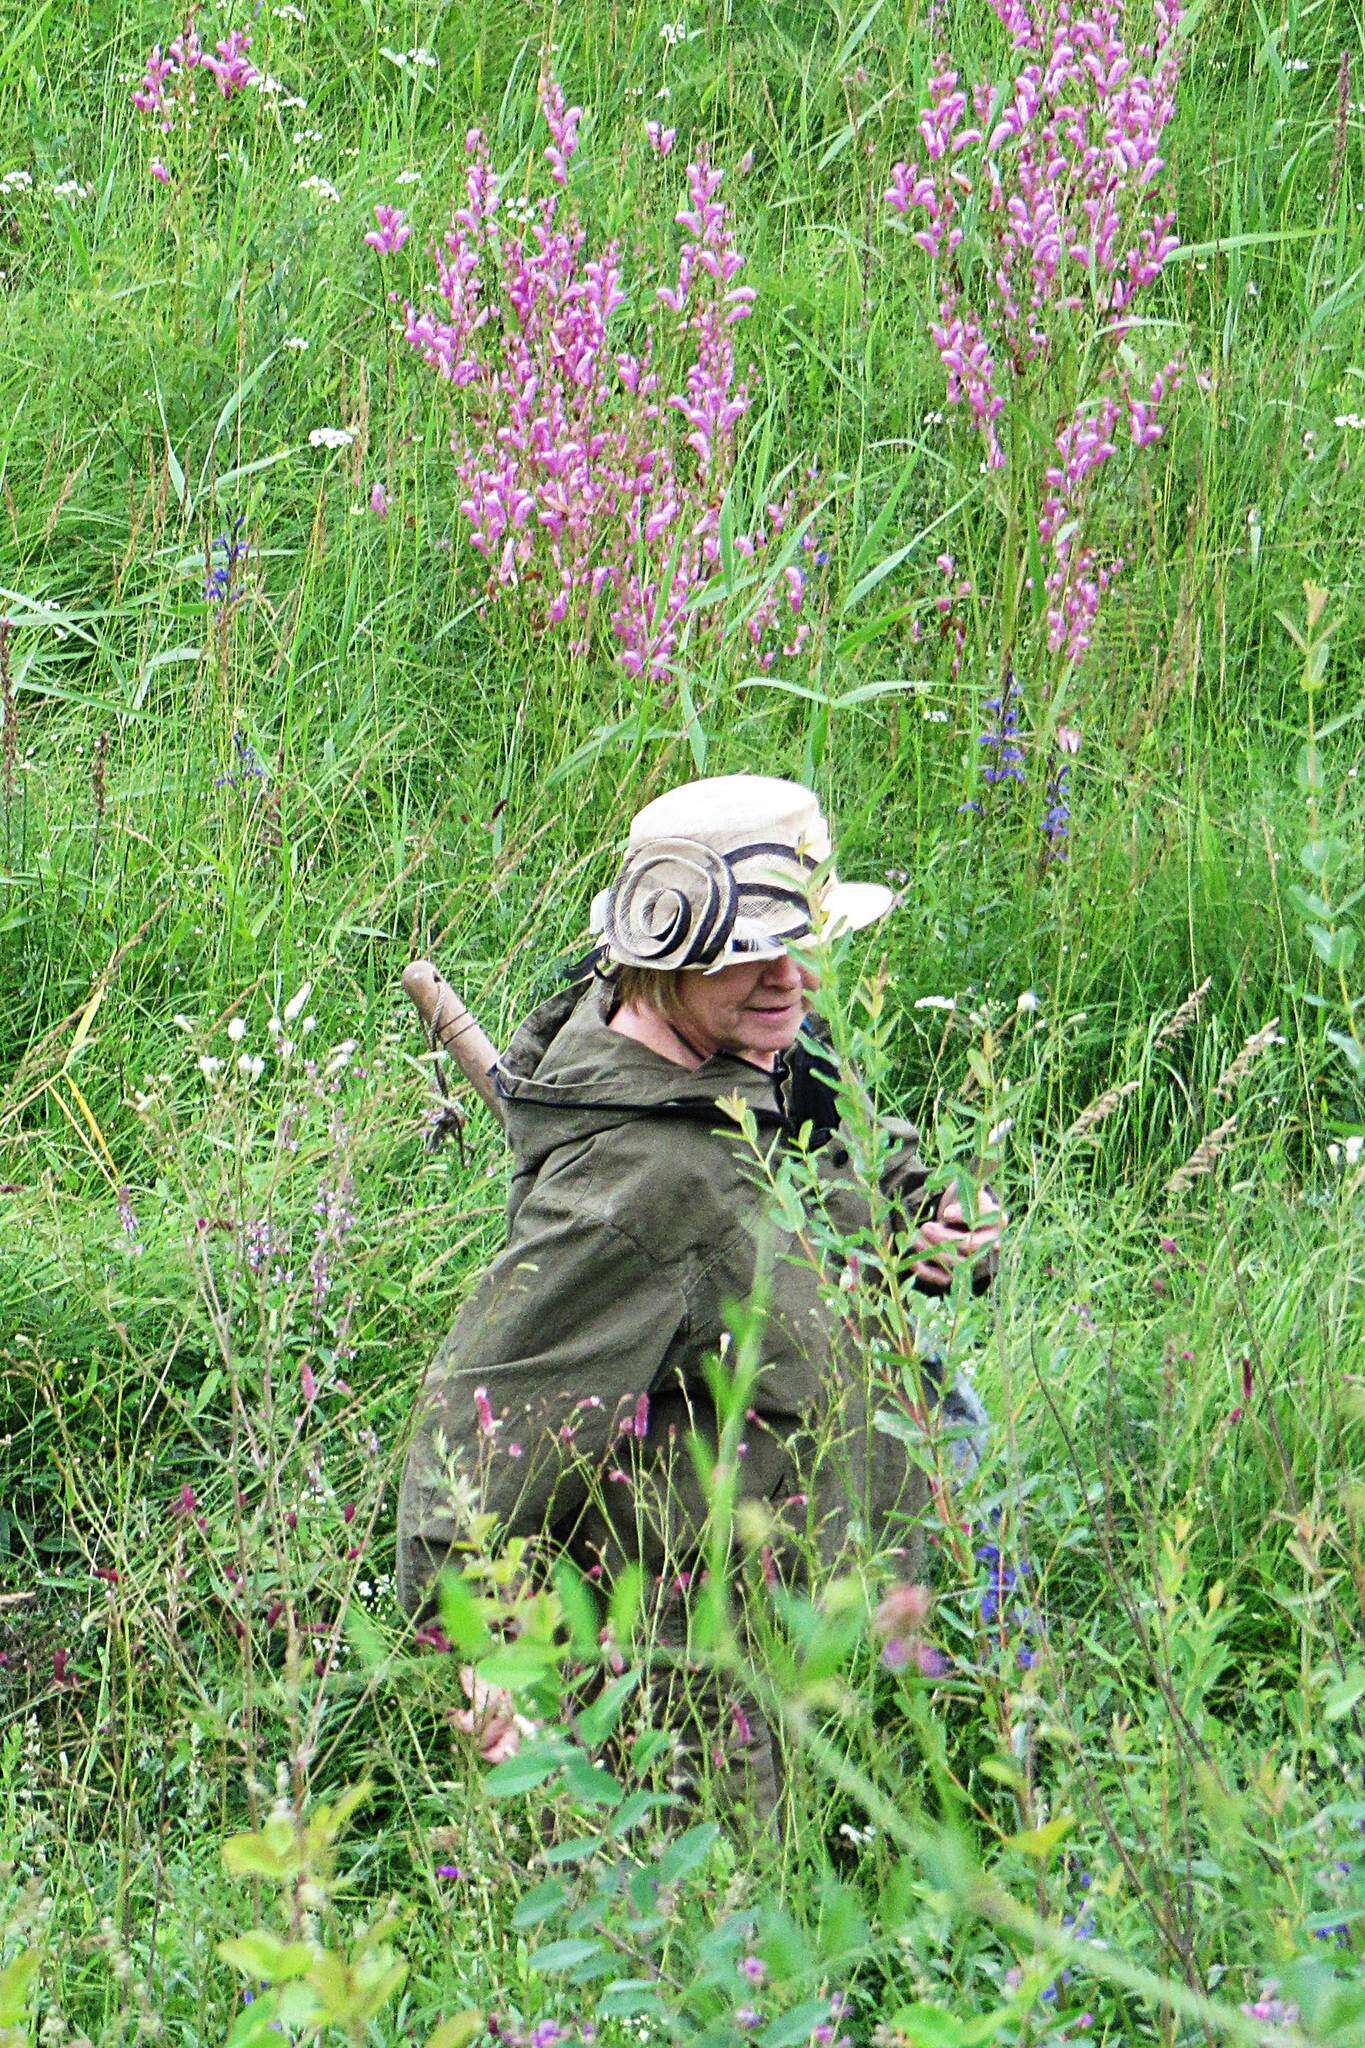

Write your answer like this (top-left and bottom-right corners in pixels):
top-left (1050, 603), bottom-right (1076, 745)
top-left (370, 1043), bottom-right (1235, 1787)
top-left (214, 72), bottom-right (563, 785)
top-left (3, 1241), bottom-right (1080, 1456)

top-left (1, 0), bottom-right (1363, 2041)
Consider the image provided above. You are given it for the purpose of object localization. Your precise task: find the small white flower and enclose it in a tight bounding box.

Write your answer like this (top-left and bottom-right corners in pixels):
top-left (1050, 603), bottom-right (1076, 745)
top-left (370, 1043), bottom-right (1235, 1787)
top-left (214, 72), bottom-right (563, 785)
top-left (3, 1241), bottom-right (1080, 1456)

top-left (198, 1055), bottom-right (224, 1079)
top-left (267, 1015), bottom-right (283, 1037)
top-left (299, 174), bottom-right (340, 203)
top-left (1330, 1133), bottom-right (1365, 1168)
top-left (395, 168), bottom-right (422, 185)
top-left (326, 1038), bottom-right (359, 1074)
top-left (51, 178), bottom-right (95, 200)
top-left (255, 74), bottom-right (284, 95)
top-left (239, 1053), bottom-right (266, 1081)
top-left (987, 1116), bottom-right (1015, 1147)
top-left (283, 980), bottom-right (313, 1025)
top-left (1334, 413), bottom-right (1365, 431)
top-left (272, 3), bottom-right (306, 18)
top-left (308, 426), bottom-right (354, 449)
top-left (283, 335), bottom-right (310, 350)
top-left (292, 129), bottom-right (324, 146)
top-left (915, 995), bottom-right (956, 1012)
top-left (227, 1017), bottom-right (247, 1042)
top-left (1016, 990), bottom-right (1040, 1015)
top-left (1284, 55), bottom-right (1309, 72)
top-left (409, 46), bottom-right (437, 66)
top-left (660, 20), bottom-right (688, 46)
top-left (173, 1013), bottom-right (196, 1032)
top-left (300, 1015), bottom-right (317, 1036)
top-left (921, 707), bottom-right (949, 723)
top-left (0, 169), bottom-right (33, 194)
top-left (281, 94), bottom-right (308, 109)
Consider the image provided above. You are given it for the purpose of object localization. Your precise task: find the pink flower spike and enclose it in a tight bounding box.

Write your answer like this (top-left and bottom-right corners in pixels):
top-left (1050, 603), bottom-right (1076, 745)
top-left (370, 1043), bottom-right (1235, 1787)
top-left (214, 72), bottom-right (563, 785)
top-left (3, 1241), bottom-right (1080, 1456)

top-left (370, 481), bottom-right (389, 518)
top-left (646, 121), bottom-right (677, 157)
top-left (365, 204), bottom-right (412, 255)
top-left (1055, 724), bottom-right (1081, 754)
top-left (150, 159), bottom-right (171, 185)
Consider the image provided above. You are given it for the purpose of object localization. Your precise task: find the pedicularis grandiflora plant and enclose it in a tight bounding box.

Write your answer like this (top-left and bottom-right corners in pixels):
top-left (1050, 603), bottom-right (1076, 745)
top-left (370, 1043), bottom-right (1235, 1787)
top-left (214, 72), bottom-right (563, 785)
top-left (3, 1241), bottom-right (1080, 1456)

top-left (887, 0), bottom-right (1188, 845)
top-left (373, 74), bottom-right (811, 685)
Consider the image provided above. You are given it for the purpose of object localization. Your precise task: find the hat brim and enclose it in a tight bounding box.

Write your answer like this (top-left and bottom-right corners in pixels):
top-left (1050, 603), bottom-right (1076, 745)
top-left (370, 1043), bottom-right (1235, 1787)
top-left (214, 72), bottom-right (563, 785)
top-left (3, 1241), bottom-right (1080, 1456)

top-left (698, 880), bottom-right (897, 971)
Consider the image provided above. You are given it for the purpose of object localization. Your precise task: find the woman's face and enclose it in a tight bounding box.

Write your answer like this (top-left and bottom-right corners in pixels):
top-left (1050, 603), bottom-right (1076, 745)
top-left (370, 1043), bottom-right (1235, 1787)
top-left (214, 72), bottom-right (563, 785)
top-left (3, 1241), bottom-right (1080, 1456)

top-left (670, 952), bottom-right (819, 1069)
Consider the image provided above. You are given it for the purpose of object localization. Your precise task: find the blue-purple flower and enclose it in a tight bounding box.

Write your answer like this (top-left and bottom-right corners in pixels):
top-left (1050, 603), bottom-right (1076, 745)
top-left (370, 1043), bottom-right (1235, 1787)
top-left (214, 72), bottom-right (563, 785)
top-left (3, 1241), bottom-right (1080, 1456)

top-left (979, 671), bottom-right (1026, 786)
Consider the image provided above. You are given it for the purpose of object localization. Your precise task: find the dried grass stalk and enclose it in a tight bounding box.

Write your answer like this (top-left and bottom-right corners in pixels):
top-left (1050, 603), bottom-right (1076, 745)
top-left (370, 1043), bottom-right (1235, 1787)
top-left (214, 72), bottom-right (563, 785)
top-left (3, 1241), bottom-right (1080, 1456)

top-left (1066, 1077), bottom-right (1140, 1140)
top-left (1166, 1114), bottom-right (1239, 1195)
top-left (1214, 1017), bottom-right (1283, 1098)
top-left (1155, 975), bottom-right (1213, 1048)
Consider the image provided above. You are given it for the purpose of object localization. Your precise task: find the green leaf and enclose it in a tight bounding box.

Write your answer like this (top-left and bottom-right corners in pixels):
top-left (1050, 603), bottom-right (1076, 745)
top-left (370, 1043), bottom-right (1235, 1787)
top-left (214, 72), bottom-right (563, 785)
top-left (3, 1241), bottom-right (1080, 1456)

top-left (655, 1822), bottom-right (720, 1887)
top-left (609, 1787), bottom-right (669, 1836)
top-left (345, 1603), bottom-right (390, 1673)
top-left (216, 1931), bottom-right (315, 1983)
top-left (884, 2005), bottom-right (967, 2046)
top-left (438, 1572), bottom-right (494, 1657)
top-left (1004, 1812), bottom-right (1075, 1861)
top-left (760, 1998), bottom-right (832, 2047)
top-left (483, 1746), bottom-right (565, 1799)
top-left (574, 1670), bottom-right (641, 1747)
top-left (608, 1562), bottom-right (643, 1644)
top-left (596, 1980), bottom-right (663, 2019)
top-left (1287, 883), bottom-right (1334, 922)
top-left (527, 1937), bottom-right (604, 1973)
top-left (552, 1558), bottom-right (601, 1658)
top-left (222, 1818), bottom-right (300, 1879)
top-left (427, 2013), bottom-right (485, 2048)
top-left (511, 1878), bottom-right (569, 1931)
top-left (1300, 836), bottom-right (1348, 879)
top-left (0, 1950), bottom-right (40, 2026)
top-left (560, 1752), bottom-right (624, 1809)
top-left (1307, 923), bottom-right (1357, 971)
top-left (477, 1636), bottom-right (560, 1691)
top-left (1327, 1029), bottom-right (1365, 1074)
top-left (1325, 1667), bottom-right (1365, 1720)
top-left (540, 1834), bottom-right (604, 1866)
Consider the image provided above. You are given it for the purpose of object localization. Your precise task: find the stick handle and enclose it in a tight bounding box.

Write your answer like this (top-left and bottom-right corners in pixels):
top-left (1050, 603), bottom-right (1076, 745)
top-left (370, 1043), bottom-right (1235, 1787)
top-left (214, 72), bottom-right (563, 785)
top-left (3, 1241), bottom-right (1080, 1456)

top-left (402, 960), bottom-right (507, 1126)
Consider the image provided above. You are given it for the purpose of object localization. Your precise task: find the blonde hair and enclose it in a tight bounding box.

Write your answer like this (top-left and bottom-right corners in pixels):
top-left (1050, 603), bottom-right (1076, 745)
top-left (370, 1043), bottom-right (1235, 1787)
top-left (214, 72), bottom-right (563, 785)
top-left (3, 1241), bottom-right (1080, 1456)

top-left (612, 964), bottom-right (692, 1021)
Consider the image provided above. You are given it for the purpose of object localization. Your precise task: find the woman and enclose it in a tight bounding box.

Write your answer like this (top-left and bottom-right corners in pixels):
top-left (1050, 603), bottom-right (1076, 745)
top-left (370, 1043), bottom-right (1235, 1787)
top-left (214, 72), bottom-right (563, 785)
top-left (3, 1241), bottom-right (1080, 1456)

top-left (397, 774), bottom-right (1004, 1803)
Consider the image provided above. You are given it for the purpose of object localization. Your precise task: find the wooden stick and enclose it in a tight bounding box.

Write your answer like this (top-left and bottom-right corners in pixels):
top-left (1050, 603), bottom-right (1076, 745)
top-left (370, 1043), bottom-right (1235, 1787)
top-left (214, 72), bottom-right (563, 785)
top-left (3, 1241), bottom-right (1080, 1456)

top-left (402, 960), bottom-right (507, 1127)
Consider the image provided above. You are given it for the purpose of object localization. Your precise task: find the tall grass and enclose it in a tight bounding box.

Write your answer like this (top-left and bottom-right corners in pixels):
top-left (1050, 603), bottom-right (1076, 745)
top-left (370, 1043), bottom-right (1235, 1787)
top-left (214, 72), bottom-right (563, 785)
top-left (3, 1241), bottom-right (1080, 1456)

top-left (2, 1), bottom-right (1363, 2042)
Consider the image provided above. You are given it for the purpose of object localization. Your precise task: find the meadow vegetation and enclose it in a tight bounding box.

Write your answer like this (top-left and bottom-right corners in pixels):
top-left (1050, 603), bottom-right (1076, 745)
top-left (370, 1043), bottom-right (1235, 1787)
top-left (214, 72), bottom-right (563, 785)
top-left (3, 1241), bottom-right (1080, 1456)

top-left (2, 0), bottom-right (1364, 2042)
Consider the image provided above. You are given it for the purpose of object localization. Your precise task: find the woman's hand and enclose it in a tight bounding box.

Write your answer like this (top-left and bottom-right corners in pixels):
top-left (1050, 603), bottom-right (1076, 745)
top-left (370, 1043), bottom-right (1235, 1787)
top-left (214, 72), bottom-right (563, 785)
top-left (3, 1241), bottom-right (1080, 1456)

top-left (909, 1183), bottom-right (1007, 1292)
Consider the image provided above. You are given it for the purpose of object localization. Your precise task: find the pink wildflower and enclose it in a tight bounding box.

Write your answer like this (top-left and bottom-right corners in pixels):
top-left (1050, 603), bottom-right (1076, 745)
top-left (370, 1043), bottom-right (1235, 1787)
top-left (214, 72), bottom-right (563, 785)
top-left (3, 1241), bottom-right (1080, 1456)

top-left (646, 121), bottom-right (677, 157)
top-left (364, 204), bottom-right (412, 255)
top-left (370, 481), bottom-right (389, 518)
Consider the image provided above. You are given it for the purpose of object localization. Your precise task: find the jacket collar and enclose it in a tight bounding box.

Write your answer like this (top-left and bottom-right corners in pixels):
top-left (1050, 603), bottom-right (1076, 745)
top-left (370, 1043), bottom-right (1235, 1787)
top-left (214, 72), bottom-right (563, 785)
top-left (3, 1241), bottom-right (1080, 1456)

top-left (495, 978), bottom-right (787, 1126)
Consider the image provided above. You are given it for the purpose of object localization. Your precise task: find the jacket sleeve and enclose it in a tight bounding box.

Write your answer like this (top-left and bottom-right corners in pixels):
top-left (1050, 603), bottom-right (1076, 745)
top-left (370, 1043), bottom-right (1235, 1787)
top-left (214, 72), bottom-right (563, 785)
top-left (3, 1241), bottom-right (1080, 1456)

top-left (396, 1187), bottom-right (688, 1610)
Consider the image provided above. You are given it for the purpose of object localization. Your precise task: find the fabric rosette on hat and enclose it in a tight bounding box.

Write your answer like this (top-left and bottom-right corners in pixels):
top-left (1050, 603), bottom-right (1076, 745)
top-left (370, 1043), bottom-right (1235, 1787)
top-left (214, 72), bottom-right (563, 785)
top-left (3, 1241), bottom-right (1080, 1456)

top-left (589, 774), bottom-right (896, 974)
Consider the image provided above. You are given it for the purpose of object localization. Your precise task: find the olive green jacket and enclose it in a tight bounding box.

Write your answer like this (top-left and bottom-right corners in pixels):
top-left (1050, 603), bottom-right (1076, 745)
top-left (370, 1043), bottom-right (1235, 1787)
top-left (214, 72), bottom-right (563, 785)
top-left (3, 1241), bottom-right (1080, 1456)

top-left (396, 980), bottom-right (951, 1616)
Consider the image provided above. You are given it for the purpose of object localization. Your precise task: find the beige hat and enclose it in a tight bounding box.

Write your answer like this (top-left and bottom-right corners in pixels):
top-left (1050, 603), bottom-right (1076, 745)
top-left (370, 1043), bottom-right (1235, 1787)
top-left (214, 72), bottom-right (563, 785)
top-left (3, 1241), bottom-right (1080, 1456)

top-left (590, 774), bottom-right (896, 974)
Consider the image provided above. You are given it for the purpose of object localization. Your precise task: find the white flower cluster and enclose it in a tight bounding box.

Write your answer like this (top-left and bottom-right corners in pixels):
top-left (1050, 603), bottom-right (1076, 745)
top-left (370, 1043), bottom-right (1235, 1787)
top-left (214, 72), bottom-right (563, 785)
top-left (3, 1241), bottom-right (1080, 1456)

top-left (0, 169), bottom-right (33, 194)
top-left (381, 46), bottom-right (437, 70)
top-left (1334, 413), bottom-right (1365, 431)
top-left (299, 174), bottom-right (340, 202)
top-left (51, 179), bottom-right (96, 201)
top-left (660, 20), bottom-right (688, 45)
top-left (1328, 1134), bottom-right (1364, 1170)
top-left (308, 425), bottom-right (354, 448)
